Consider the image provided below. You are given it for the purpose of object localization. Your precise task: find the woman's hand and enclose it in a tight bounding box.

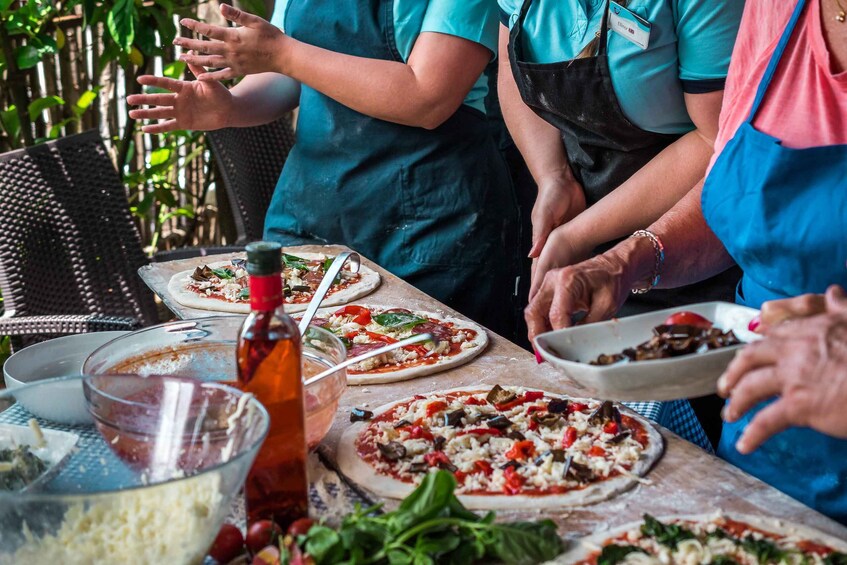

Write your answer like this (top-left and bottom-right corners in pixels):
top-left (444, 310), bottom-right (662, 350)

top-left (176, 4), bottom-right (288, 81)
top-left (525, 237), bottom-right (655, 342)
top-left (529, 223), bottom-right (593, 299)
top-left (719, 285), bottom-right (847, 453)
top-left (529, 173), bottom-right (587, 259)
top-left (127, 59), bottom-right (234, 133)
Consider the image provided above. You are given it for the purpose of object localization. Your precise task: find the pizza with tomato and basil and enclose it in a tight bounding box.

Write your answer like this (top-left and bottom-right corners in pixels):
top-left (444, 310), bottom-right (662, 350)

top-left (167, 251), bottom-right (380, 314)
top-left (558, 513), bottom-right (847, 565)
top-left (299, 305), bottom-right (488, 385)
top-left (337, 386), bottom-right (663, 509)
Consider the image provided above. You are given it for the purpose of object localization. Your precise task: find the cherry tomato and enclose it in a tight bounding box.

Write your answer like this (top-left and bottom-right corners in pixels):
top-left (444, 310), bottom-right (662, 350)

top-left (453, 470), bottom-right (468, 484)
top-left (567, 402), bottom-right (589, 414)
top-left (246, 520), bottom-right (283, 554)
top-left (252, 545), bottom-right (281, 565)
top-left (209, 523), bottom-right (244, 564)
top-left (424, 451), bottom-right (452, 467)
top-left (408, 425), bottom-right (435, 442)
top-left (663, 311), bottom-right (713, 328)
top-left (287, 517), bottom-right (316, 537)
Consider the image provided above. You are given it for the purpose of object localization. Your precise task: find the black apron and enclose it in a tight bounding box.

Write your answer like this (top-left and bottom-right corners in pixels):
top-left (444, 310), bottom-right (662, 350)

top-left (265, 0), bottom-right (520, 336)
top-left (507, 0), bottom-right (740, 314)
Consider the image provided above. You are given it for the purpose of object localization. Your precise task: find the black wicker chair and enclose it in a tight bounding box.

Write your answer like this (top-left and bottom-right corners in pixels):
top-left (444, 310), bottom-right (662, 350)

top-left (207, 114), bottom-right (296, 244)
top-left (0, 131), bottom-right (159, 350)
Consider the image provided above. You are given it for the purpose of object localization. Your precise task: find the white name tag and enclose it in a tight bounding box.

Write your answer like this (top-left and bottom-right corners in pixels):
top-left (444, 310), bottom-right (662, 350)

top-left (608, 1), bottom-right (651, 50)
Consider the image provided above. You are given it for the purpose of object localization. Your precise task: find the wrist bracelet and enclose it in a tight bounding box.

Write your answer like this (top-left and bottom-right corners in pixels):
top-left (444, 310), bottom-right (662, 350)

top-left (630, 230), bottom-right (664, 295)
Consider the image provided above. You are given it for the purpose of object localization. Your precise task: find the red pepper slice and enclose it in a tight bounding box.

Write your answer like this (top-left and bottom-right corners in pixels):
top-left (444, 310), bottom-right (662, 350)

top-left (495, 395), bottom-right (530, 411)
top-left (502, 466), bottom-right (526, 495)
top-left (567, 402), bottom-right (589, 414)
top-left (344, 331), bottom-right (359, 341)
top-left (473, 460), bottom-right (493, 476)
top-left (424, 451), bottom-right (451, 467)
top-left (334, 305), bottom-right (372, 326)
top-left (505, 440), bottom-right (536, 461)
top-left (562, 427), bottom-right (578, 448)
top-left (603, 421), bottom-right (619, 435)
top-left (588, 445), bottom-right (607, 457)
top-left (366, 331), bottom-right (397, 344)
top-left (524, 391), bottom-right (544, 402)
top-left (526, 405), bottom-right (545, 415)
top-left (453, 470), bottom-right (467, 484)
top-left (425, 400), bottom-right (448, 418)
top-left (464, 397), bottom-right (487, 406)
top-left (528, 419), bottom-right (539, 431)
top-left (408, 425), bottom-right (434, 442)
top-left (457, 428), bottom-right (502, 437)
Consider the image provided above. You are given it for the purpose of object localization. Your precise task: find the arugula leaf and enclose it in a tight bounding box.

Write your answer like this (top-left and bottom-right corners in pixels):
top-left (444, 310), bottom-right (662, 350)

top-left (484, 520), bottom-right (564, 565)
top-left (597, 544), bottom-right (648, 565)
top-left (211, 267), bottom-right (234, 279)
top-left (641, 514), bottom-right (695, 548)
top-left (825, 553), bottom-right (847, 565)
top-left (740, 535), bottom-right (786, 564)
top-left (282, 253), bottom-right (309, 270)
top-left (373, 312), bottom-right (428, 330)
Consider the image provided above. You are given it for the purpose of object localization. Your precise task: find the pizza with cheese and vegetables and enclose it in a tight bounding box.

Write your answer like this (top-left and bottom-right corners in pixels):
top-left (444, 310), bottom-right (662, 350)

top-left (337, 386), bottom-right (663, 509)
top-left (557, 513), bottom-right (847, 565)
top-left (167, 251), bottom-right (380, 314)
top-left (300, 305), bottom-right (488, 385)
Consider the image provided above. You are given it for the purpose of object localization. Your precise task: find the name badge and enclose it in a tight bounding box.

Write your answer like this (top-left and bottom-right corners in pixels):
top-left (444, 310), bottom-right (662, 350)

top-left (609, 1), bottom-right (651, 50)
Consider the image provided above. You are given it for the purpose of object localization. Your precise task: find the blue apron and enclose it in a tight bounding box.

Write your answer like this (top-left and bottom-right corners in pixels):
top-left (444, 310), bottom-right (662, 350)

top-left (702, 0), bottom-right (847, 523)
top-left (265, 0), bottom-right (520, 336)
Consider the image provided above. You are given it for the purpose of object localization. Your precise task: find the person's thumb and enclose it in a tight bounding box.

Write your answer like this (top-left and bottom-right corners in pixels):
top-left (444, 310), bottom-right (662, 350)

top-left (529, 221), bottom-right (552, 259)
top-left (826, 284), bottom-right (847, 312)
top-left (185, 52), bottom-right (206, 79)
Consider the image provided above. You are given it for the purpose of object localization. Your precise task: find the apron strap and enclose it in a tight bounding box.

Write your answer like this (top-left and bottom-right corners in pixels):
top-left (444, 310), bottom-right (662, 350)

top-left (597, 0), bottom-right (613, 57)
top-left (510, 0), bottom-right (534, 60)
top-left (746, 0), bottom-right (807, 123)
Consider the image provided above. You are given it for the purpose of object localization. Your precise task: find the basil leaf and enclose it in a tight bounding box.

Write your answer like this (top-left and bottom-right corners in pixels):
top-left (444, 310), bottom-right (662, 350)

top-left (391, 471), bottom-right (456, 533)
top-left (211, 267), bottom-right (234, 279)
top-left (825, 553), bottom-right (847, 565)
top-left (374, 312), bottom-right (428, 330)
top-left (237, 288), bottom-right (249, 300)
top-left (323, 256), bottom-right (335, 273)
top-left (709, 557), bottom-right (739, 565)
top-left (303, 525), bottom-right (345, 565)
top-left (641, 514), bottom-right (695, 548)
top-left (740, 535), bottom-right (787, 564)
top-left (484, 520), bottom-right (565, 565)
top-left (597, 544), bottom-right (648, 565)
top-left (339, 336), bottom-right (351, 348)
top-left (282, 253), bottom-right (309, 270)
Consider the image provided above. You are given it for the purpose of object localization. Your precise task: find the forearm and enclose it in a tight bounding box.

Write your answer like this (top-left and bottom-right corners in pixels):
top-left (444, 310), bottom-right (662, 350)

top-left (614, 182), bottom-right (735, 290)
top-left (276, 36), bottom-right (477, 129)
top-left (497, 26), bottom-right (572, 185)
top-left (566, 130), bottom-right (713, 250)
top-left (227, 73), bottom-right (300, 128)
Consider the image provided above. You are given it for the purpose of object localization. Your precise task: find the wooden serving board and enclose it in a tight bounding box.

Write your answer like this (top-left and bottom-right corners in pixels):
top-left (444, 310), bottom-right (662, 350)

top-left (140, 245), bottom-right (847, 543)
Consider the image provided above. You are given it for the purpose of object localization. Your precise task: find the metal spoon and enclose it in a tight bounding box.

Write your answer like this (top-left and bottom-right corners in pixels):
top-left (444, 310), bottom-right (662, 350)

top-left (303, 333), bottom-right (432, 387)
top-left (297, 251), bottom-right (360, 336)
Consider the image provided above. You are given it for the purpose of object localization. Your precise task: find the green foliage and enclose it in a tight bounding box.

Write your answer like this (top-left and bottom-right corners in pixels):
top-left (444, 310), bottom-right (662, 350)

top-left (288, 471), bottom-right (564, 565)
top-left (640, 514), bottom-right (696, 549)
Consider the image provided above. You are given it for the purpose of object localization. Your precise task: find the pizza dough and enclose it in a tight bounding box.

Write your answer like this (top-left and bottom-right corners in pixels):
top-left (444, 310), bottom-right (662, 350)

top-left (554, 513), bottom-right (847, 564)
top-left (167, 251), bottom-right (380, 314)
top-left (337, 387), bottom-right (664, 510)
top-left (300, 306), bottom-right (488, 385)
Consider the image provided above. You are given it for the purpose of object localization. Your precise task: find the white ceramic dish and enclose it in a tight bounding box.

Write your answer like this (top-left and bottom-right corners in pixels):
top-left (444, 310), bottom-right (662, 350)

top-left (0, 423), bottom-right (79, 492)
top-left (2, 331), bottom-right (130, 424)
top-left (534, 302), bottom-right (760, 402)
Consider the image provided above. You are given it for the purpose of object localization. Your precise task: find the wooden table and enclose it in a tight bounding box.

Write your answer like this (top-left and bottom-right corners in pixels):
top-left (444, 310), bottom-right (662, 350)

top-left (139, 245), bottom-right (847, 542)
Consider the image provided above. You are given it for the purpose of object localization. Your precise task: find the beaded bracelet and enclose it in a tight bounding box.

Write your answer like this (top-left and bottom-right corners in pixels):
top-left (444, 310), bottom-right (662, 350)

top-left (630, 230), bottom-right (665, 295)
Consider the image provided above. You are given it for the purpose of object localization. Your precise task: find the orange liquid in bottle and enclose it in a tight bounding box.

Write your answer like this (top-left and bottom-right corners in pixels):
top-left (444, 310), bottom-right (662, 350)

top-left (237, 243), bottom-right (309, 528)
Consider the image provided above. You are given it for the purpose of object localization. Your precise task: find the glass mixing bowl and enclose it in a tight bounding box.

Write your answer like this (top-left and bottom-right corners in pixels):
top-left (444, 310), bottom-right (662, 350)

top-left (83, 317), bottom-right (347, 449)
top-left (0, 374), bottom-right (269, 564)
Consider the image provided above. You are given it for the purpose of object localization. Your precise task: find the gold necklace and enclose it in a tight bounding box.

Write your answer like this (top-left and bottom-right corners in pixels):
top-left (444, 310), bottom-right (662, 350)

top-left (836, 0), bottom-right (846, 23)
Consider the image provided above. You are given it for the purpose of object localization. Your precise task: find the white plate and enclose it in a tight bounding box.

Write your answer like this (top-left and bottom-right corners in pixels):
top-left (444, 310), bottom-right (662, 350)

top-left (3, 332), bottom-right (130, 424)
top-left (534, 302), bottom-right (760, 402)
top-left (0, 423), bottom-right (79, 492)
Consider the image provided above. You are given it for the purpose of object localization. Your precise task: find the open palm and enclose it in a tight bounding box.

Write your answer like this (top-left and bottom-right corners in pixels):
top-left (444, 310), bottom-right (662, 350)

top-left (127, 63), bottom-right (233, 134)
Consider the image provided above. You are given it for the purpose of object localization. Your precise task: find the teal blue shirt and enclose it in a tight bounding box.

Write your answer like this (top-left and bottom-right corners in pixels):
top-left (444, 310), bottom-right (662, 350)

top-left (272, 0), bottom-right (499, 114)
top-left (499, 0), bottom-right (745, 134)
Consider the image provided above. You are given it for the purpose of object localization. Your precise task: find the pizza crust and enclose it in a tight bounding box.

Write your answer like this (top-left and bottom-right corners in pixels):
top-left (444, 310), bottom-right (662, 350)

top-left (166, 252), bottom-right (381, 314)
top-left (301, 306), bottom-right (488, 385)
top-left (552, 513), bottom-right (847, 563)
top-left (337, 387), bottom-right (664, 510)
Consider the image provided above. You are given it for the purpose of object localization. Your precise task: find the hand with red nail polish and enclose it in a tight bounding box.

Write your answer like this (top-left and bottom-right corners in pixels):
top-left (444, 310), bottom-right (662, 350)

top-left (718, 285), bottom-right (847, 454)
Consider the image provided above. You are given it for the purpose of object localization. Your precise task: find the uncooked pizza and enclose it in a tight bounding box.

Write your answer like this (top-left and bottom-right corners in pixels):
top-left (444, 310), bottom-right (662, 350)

top-left (337, 386), bottom-right (663, 509)
top-left (300, 305), bottom-right (488, 385)
top-left (167, 251), bottom-right (380, 314)
top-left (559, 513), bottom-right (847, 564)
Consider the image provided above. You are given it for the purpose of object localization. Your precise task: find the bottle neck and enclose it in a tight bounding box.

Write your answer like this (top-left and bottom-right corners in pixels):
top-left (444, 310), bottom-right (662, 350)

top-left (249, 273), bottom-right (283, 311)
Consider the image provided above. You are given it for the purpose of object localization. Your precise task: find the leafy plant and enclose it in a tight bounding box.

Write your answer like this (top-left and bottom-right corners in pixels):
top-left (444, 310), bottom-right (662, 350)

top-left (285, 471), bottom-right (564, 565)
top-left (597, 544), bottom-right (647, 565)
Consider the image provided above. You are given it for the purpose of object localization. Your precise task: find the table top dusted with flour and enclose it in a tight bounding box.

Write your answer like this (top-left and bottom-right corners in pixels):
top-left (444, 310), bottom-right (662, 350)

top-left (139, 245), bottom-right (847, 541)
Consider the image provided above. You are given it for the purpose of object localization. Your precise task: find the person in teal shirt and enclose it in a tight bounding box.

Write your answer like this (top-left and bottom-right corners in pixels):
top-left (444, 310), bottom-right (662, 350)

top-left (128, 0), bottom-right (519, 336)
top-left (499, 0), bottom-right (744, 445)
